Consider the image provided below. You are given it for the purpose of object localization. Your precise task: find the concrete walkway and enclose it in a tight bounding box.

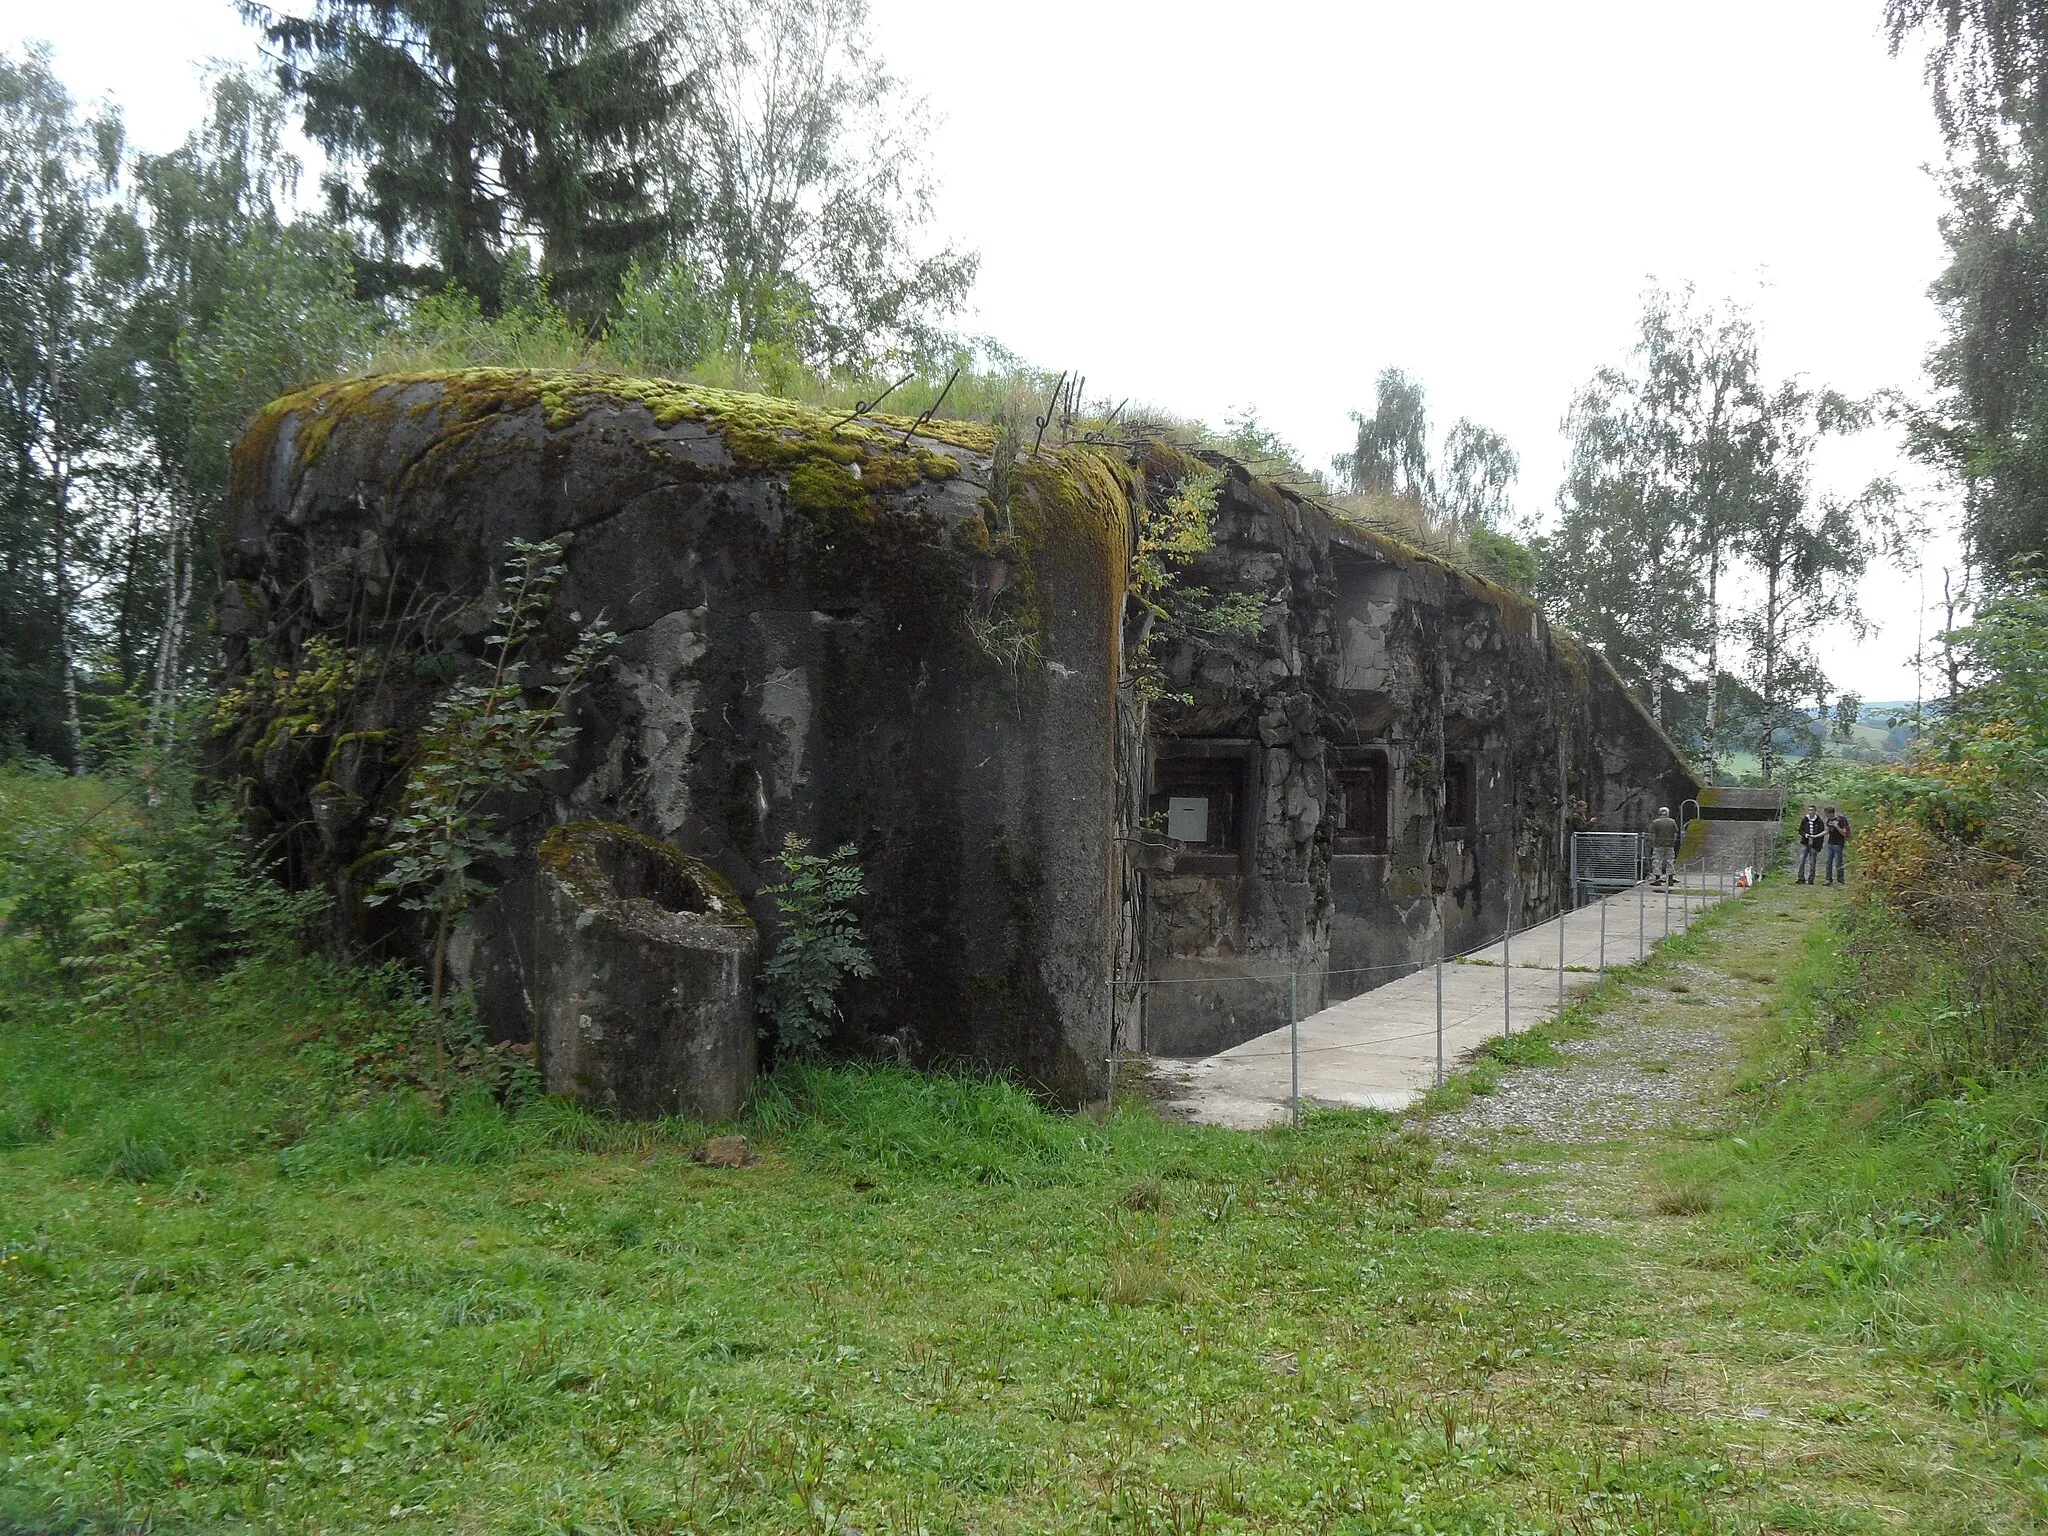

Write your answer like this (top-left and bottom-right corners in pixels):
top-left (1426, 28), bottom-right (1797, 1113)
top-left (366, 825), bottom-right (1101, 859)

top-left (1145, 874), bottom-right (1737, 1129)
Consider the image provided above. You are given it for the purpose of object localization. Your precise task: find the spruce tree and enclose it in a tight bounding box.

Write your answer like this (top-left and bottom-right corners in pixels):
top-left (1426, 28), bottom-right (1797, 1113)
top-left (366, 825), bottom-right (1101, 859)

top-left (243, 0), bottom-right (681, 318)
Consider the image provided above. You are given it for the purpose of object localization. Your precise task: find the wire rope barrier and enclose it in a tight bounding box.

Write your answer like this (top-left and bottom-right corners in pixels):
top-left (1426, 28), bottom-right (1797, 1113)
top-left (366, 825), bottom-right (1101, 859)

top-left (1107, 859), bottom-right (1749, 1125)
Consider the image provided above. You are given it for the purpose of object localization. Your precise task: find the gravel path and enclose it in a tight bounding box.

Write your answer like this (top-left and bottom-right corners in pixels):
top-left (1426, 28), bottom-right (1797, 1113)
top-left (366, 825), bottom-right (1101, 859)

top-left (1428, 957), bottom-right (1741, 1146)
top-left (1420, 886), bottom-right (1814, 1230)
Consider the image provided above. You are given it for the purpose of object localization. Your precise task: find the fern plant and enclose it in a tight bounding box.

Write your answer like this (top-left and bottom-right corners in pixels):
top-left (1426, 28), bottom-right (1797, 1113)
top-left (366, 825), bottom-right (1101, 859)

top-left (757, 835), bottom-right (875, 1058)
top-left (368, 538), bottom-right (613, 1050)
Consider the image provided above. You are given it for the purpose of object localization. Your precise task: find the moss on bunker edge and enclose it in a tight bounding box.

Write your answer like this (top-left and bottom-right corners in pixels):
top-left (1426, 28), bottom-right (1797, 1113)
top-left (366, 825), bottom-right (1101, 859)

top-left (233, 368), bottom-right (970, 517)
top-left (981, 444), bottom-right (1133, 706)
top-left (538, 820), bottom-right (750, 928)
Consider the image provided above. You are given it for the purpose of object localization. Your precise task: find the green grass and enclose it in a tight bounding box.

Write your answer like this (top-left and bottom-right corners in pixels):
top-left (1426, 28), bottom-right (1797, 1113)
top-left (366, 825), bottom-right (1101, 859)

top-left (2, 775), bottom-right (2044, 1532)
top-left (1661, 894), bottom-right (2048, 1436)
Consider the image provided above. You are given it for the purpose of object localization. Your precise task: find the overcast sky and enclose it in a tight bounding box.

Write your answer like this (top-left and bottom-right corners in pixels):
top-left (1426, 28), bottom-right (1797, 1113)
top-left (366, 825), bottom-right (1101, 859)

top-left (9, 0), bottom-right (1961, 706)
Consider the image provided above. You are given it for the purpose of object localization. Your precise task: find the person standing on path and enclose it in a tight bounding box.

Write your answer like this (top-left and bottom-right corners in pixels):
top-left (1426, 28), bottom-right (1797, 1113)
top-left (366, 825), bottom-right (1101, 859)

top-left (1796, 803), bottom-right (1826, 884)
top-left (1649, 805), bottom-right (1679, 887)
top-left (1566, 799), bottom-right (1596, 908)
top-left (1824, 805), bottom-right (1851, 885)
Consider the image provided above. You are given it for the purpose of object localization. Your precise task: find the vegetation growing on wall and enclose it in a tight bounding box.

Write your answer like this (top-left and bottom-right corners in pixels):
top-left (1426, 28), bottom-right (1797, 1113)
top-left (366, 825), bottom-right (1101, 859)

top-left (755, 835), bottom-right (875, 1058)
top-left (366, 539), bottom-right (613, 1032)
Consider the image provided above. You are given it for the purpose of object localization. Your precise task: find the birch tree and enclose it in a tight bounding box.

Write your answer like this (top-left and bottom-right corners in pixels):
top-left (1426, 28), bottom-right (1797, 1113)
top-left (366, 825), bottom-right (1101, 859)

top-left (1887, 0), bottom-right (2048, 578)
top-left (1633, 291), bottom-right (1770, 782)
top-left (0, 48), bottom-right (128, 769)
top-left (1540, 359), bottom-right (1702, 725)
top-left (1439, 419), bottom-right (1518, 540)
top-left (1539, 288), bottom-right (1777, 760)
top-left (1732, 383), bottom-right (1875, 783)
top-left (1341, 368), bottom-right (1434, 504)
top-left (663, 0), bottom-right (977, 371)
top-left (128, 71), bottom-right (376, 742)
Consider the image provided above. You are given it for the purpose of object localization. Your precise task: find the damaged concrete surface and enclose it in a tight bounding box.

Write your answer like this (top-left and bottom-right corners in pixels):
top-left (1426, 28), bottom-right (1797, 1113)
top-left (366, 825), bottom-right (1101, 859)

top-left (1119, 459), bottom-right (1699, 1058)
top-left (215, 369), bottom-right (1699, 1105)
top-left (533, 821), bottom-right (756, 1122)
top-left (217, 371), bottom-right (1127, 1102)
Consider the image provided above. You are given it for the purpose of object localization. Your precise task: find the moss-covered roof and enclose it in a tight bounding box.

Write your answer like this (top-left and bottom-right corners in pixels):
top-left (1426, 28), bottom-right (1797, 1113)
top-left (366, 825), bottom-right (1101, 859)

top-left (239, 368), bottom-right (1645, 739)
top-left (242, 367), bottom-right (1001, 482)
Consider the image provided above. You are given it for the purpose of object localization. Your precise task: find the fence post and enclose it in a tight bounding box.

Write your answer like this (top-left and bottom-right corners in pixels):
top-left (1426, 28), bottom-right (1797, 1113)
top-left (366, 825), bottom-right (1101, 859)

top-left (1558, 884), bottom-right (1566, 1011)
top-left (1503, 875), bottom-right (1514, 1039)
top-left (1289, 970), bottom-right (1300, 1130)
top-left (1107, 978), bottom-right (1121, 1110)
top-left (1598, 893), bottom-right (1606, 979)
top-left (1663, 868), bottom-right (1671, 939)
top-left (1434, 949), bottom-right (1445, 1087)
top-left (1637, 873), bottom-right (1645, 963)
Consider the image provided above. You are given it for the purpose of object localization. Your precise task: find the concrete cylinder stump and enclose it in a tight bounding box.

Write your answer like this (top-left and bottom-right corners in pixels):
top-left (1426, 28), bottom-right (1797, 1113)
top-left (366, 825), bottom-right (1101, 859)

top-left (534, 821), bottom-right (757, 1122)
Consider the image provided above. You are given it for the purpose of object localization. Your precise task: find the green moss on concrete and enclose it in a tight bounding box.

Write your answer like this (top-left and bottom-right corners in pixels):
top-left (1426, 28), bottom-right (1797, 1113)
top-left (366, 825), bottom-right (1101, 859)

top-left (539, 821), bottom-right (750, 928)
top-left (952, 513), bottom-right (995, 556)
top-left (787, 457), bottom-right (871, 523)
top-left (236, 370), bottom-right (966, 519)
top-left (994, 445), bottom-right (1134, 699)
top-left (210, 636), bottom-right (366, 765)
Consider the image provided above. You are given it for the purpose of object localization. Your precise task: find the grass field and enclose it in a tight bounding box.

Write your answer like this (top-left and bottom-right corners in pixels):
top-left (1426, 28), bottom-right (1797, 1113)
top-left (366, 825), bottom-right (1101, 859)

top-left (1, 776), bottom-right (2044, 1533)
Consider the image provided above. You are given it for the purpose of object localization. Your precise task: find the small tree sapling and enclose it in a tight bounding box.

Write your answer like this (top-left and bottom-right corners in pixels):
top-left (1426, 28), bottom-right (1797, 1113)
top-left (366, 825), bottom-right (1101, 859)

top-left (368, 538), bottom-right (613, 1073)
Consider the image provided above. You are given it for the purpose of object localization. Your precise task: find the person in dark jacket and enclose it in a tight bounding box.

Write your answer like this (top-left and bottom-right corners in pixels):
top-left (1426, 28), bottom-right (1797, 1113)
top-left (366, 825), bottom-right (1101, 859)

top-left (1824, 806), bottom-right (1851, 885)
top-left (1796, 803), bottom-right (1826, 884)
top-left (1648, 806), bottom-right (1680, 886)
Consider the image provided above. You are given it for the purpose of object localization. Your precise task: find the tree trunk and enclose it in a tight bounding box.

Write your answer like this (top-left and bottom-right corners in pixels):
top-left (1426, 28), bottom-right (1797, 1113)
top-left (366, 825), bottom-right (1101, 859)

top-left (1696, 373), bottom-right (1731, 787)
top-left (1758, 563), bottom-right (1782, 785)
top-left (51, 427), bottom-right (82, 772)
top-left (448, 60), bottom-right (492, 311)
top-left (1702, 543), bottom-right (1721, 784)
top-left (1646, 547), bottom-right (1667, 725)
top-left (147, 499), bottom-right (194, 746)
top-left (114, 497), bottom-right (145, 693)
top-left (1941, 566), bottom-right (1966, 708)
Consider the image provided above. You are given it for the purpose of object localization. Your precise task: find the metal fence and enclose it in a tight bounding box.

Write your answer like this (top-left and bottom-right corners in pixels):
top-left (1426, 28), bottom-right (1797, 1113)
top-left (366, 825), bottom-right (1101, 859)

top-left (1571, 831), bottom-right (1642, 895)
top-left (1113, 855), bottom-right (1749, 1126)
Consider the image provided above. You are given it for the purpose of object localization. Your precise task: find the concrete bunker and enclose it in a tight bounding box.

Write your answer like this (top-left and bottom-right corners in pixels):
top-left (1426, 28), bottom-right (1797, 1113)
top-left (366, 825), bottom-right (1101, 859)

top-left (1120, 459), bottom-right (1698, 1058)
top-left (215, 369), bottom-right (1697, 1102)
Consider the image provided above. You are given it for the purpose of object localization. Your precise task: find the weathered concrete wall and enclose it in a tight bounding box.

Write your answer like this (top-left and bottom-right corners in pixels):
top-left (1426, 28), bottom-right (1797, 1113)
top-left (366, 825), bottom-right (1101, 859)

top-left (533, 821), bottom-right (756, 1121)
top-left (1129, 460), bottom-right (1699, 1057)
top-left (217, 369), bottom-right (1697, 1086)
top-left (217, 371), bottom-right (1131, 1101)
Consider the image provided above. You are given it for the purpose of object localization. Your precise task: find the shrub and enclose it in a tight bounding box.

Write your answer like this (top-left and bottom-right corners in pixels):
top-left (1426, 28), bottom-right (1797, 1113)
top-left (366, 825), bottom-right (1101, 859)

top-left (755, 836), bottom-right (875, 1058)
top-left (368, 538), bottom-right (613, 1017)
top-left (0, 759), bottom-right (324, 1015)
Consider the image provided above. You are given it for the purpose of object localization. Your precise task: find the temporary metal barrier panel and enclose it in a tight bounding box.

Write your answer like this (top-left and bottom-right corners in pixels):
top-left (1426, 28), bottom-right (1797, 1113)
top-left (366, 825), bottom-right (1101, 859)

top-left (1572, 831), bottom-right (1642, 894)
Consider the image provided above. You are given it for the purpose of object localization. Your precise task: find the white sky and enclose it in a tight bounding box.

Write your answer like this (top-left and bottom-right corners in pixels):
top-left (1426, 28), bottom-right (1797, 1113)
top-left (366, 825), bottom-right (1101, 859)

top-left (8, 0), bottom-right (1964, 707)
